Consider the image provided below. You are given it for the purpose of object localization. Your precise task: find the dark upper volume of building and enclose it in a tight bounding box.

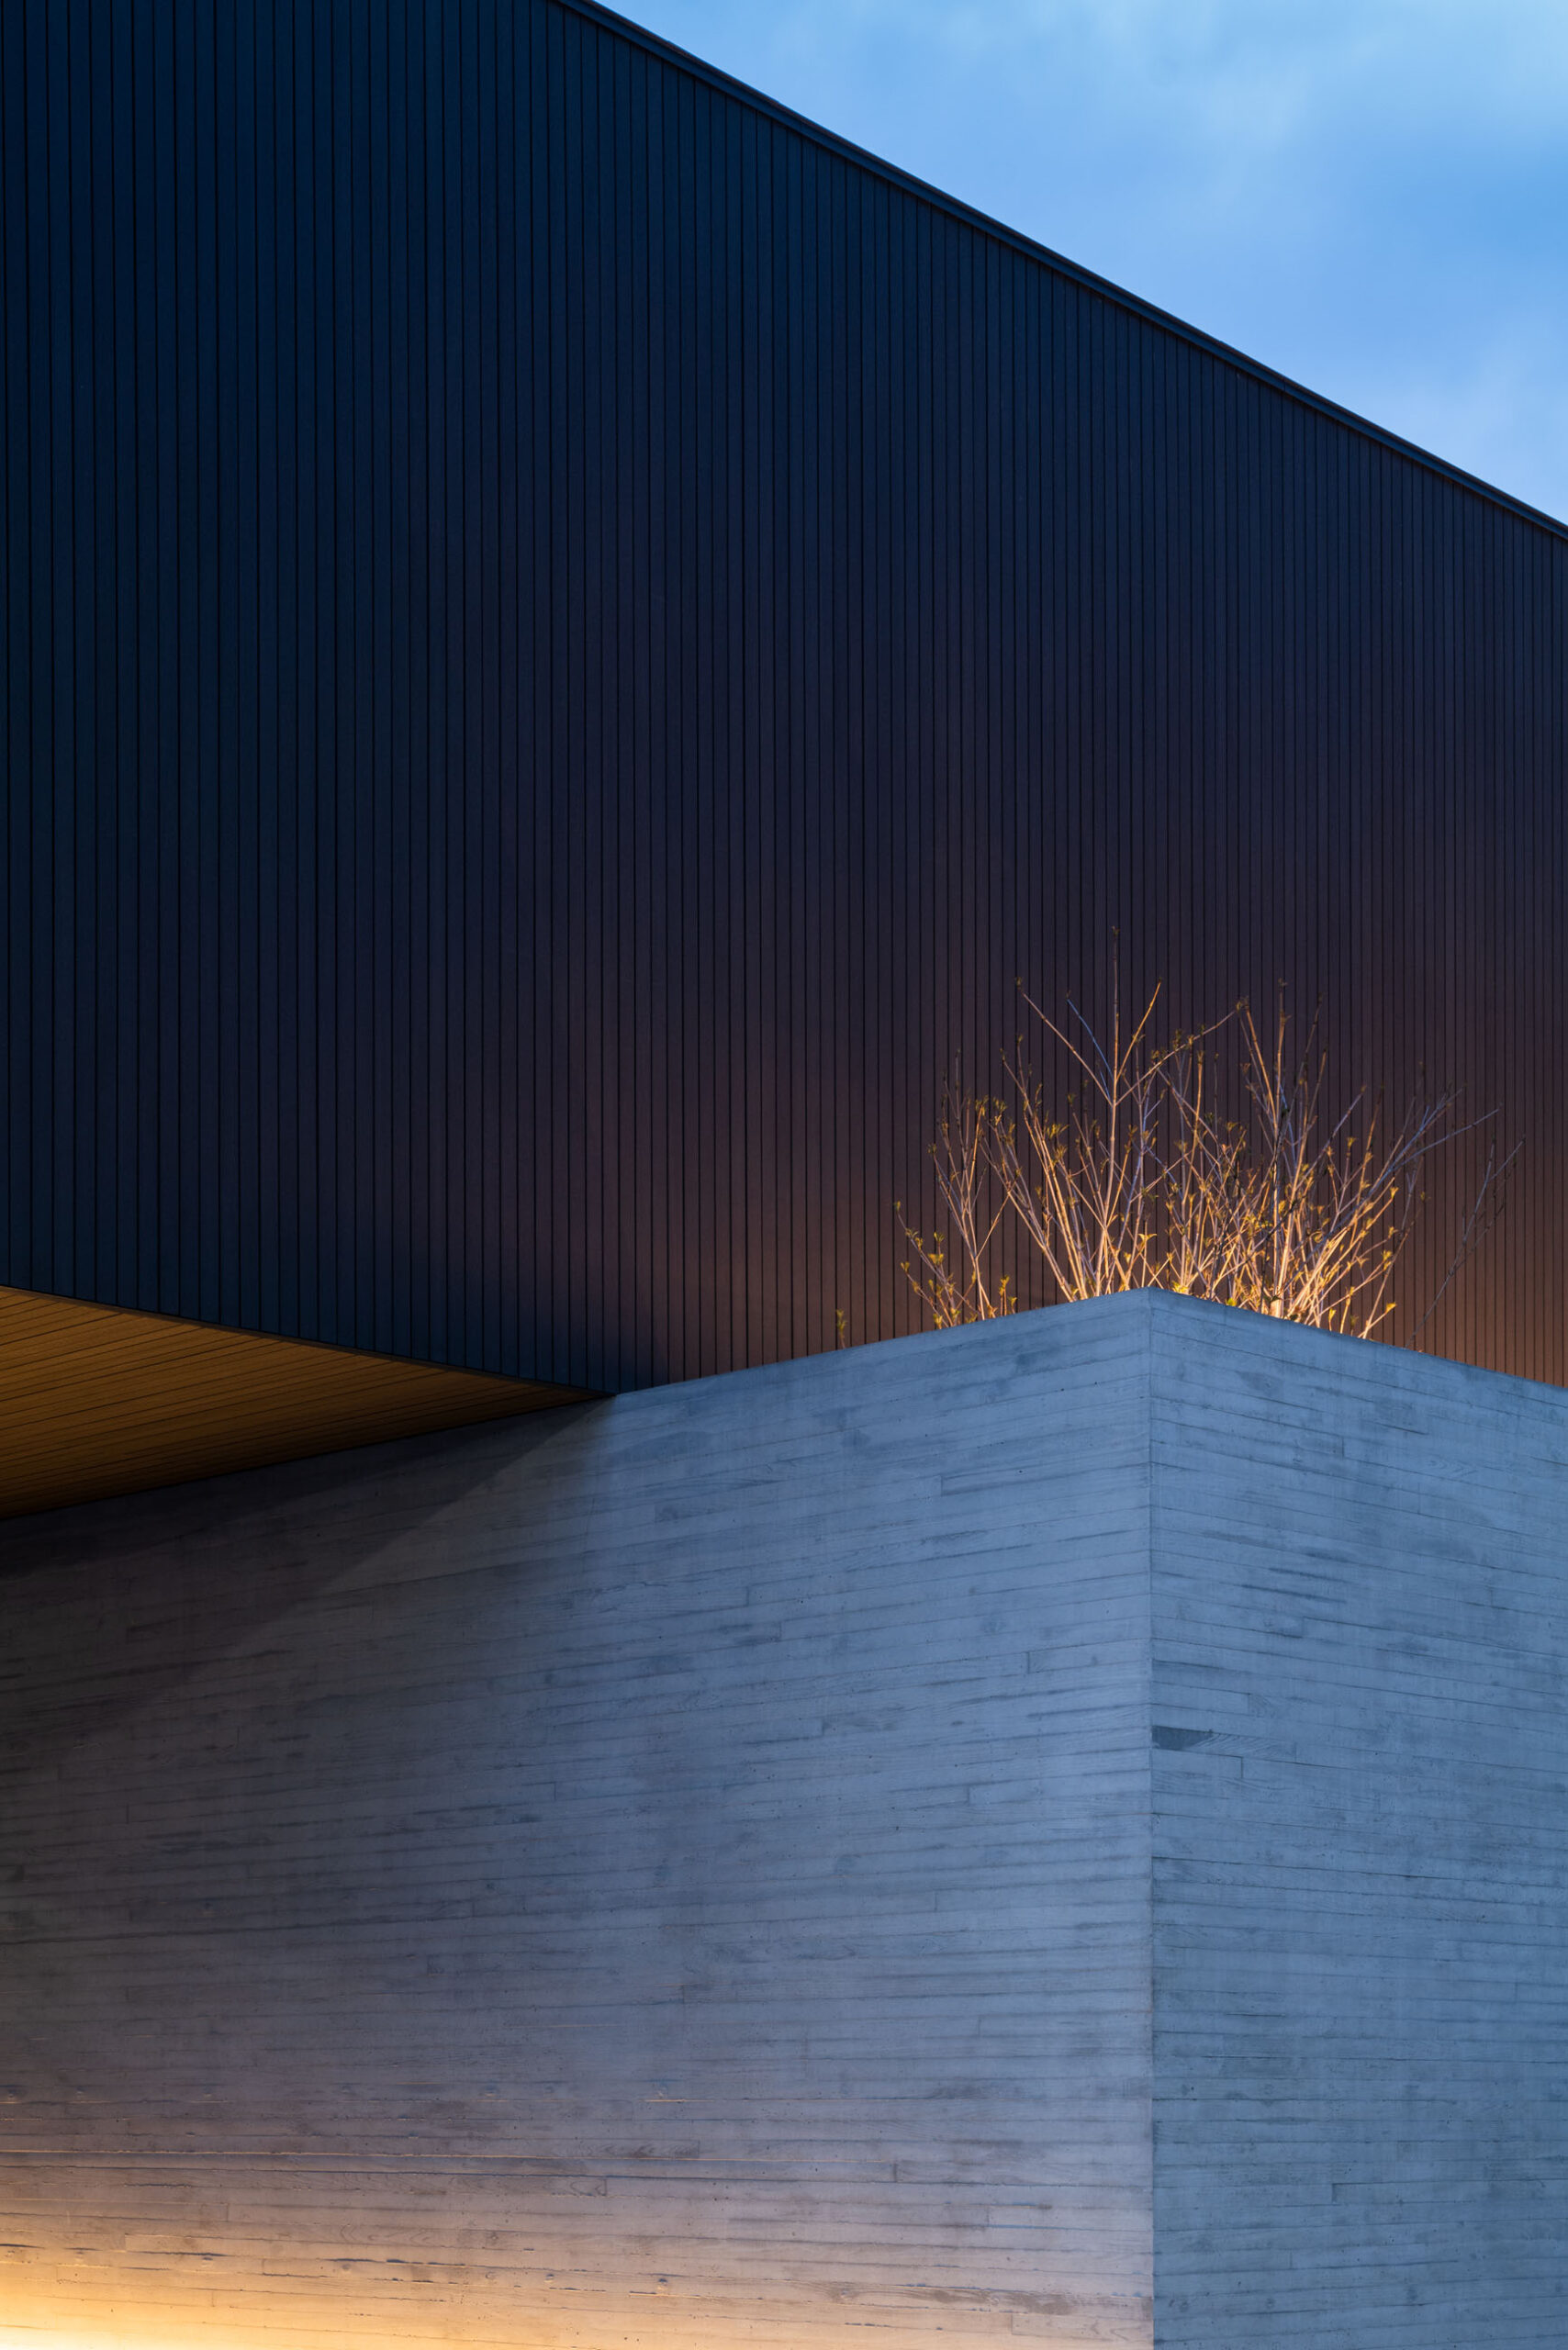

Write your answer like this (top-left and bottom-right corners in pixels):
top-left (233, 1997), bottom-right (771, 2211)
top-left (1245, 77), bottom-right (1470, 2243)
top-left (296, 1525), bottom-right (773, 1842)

top-left (4, 0), bottom-right (1566, 1417)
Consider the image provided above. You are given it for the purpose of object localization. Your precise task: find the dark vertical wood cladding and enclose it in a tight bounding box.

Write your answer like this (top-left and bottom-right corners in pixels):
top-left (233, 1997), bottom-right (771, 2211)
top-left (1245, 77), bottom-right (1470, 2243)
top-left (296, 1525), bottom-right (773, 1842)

top-left (4, 0), bottom-right (1566, 1393)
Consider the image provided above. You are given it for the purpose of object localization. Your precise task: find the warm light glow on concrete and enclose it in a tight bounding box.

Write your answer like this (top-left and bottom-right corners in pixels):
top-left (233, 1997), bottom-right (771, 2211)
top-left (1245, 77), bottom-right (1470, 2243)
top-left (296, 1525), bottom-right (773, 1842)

top-left (10, 1303), bottom-right (1559, 2346)
top-left (0, 2290), bottom-right (1143, 2350)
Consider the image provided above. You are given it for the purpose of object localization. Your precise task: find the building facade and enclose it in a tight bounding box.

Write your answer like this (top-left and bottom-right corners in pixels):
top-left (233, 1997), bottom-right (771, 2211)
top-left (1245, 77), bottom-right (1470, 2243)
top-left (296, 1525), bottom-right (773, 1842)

top-left (3, 0), bottom-right (1566, 1507)
top-left (4, 1298), bottom-right (1564, 2347)
top-left (5, 16), bottom-right (1567, 2344)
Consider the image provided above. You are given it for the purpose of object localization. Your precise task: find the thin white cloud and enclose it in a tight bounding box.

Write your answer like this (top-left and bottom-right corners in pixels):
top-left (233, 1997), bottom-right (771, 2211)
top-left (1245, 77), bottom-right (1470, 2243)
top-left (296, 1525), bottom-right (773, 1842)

top-left (800, 0), bottom-right (1568, 129)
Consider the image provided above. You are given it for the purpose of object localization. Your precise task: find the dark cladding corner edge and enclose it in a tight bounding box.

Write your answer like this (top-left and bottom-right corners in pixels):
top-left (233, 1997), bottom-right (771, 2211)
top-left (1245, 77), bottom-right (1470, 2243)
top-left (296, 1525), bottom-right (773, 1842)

top-left (554, 0), bottom-right (1568, 546)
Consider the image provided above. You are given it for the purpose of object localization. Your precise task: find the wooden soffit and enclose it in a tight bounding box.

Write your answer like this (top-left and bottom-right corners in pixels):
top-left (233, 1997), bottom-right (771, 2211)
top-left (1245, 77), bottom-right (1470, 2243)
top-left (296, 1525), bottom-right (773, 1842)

top-left (0, 1285), bottom-right (590, 1522)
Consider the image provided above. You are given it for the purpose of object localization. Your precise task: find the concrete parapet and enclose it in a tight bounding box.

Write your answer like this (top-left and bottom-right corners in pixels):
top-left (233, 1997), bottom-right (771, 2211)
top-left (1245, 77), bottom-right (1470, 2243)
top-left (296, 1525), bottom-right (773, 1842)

top-left (2, 1295), bottom-right (1563, 2345)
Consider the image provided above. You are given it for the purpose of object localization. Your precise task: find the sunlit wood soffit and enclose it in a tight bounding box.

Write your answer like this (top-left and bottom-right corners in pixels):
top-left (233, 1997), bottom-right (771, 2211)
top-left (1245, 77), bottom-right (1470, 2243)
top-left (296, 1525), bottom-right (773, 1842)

top-left (0, 1284), bottom-right (591, 1522)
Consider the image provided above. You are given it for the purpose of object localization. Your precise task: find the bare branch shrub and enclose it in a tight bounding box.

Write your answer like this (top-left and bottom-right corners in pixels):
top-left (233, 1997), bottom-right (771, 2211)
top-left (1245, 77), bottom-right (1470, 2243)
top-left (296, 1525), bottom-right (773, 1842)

top-left (900, 980), bottom-right (1513, 1339)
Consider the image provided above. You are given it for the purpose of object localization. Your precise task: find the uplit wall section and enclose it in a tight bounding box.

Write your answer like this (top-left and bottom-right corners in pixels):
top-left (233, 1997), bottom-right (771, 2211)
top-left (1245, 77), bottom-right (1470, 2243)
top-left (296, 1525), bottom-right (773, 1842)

top-left (0, 1308), bottom-right (1156, 2350)
top-left (8, 0), bottom-right (1568, 1400)
top-left (0, 1285), bottom-right (588, 1517)
top-left (3, 1297), bottom-right (1564, 2346)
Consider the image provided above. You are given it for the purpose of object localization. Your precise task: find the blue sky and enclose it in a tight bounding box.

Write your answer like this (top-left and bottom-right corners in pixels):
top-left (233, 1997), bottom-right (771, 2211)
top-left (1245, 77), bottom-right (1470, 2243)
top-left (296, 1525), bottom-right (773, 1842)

top-left (619, 0), bottom-right (1568, 522)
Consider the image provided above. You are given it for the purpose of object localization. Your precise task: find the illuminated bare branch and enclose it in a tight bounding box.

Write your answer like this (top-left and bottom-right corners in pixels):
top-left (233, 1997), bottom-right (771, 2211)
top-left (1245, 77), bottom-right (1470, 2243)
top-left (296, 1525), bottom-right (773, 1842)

top-left (900, 981), bottom-right (1513, 1341)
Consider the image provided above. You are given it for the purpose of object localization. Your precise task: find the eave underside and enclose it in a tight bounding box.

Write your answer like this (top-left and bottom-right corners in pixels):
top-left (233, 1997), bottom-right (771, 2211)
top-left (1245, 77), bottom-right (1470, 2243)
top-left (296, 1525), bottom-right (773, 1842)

top-left (0, 1285), bottom-right (588, 1521)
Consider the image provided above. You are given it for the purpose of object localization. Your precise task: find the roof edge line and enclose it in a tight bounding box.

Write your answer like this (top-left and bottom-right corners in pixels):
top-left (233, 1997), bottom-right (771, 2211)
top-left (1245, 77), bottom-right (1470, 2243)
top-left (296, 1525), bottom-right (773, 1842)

top-left (558, 0), bottom-right (1568, 545)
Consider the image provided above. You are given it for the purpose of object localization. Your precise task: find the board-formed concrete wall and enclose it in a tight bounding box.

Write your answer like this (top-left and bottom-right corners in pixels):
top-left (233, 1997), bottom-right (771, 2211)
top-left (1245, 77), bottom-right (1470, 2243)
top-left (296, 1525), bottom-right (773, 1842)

top-left (3, 1296), bottom-right (1565, 2350)
top-left (0, 1303), bottom-right (1158, 2350)
top-left (1148, 1308), bottom-right (1568, 2348)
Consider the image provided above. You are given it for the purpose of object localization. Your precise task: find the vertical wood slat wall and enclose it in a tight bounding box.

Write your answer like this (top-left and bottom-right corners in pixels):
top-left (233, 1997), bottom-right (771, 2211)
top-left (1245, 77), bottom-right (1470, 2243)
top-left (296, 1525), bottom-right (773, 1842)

top-left (3, 0), bottom-right (1565, 1396)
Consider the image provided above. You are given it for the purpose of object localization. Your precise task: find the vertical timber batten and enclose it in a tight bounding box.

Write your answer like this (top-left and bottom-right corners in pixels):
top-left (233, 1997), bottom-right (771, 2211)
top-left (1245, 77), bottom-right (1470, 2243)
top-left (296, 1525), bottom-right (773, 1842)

top-left (3, 0), bottom-right (1566, 1393)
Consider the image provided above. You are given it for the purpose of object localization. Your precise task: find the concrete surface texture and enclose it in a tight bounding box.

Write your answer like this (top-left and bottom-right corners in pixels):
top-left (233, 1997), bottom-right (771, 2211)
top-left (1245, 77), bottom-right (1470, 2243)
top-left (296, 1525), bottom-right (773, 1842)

top-left (1, 1294), bottom-right (1563, 2348)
